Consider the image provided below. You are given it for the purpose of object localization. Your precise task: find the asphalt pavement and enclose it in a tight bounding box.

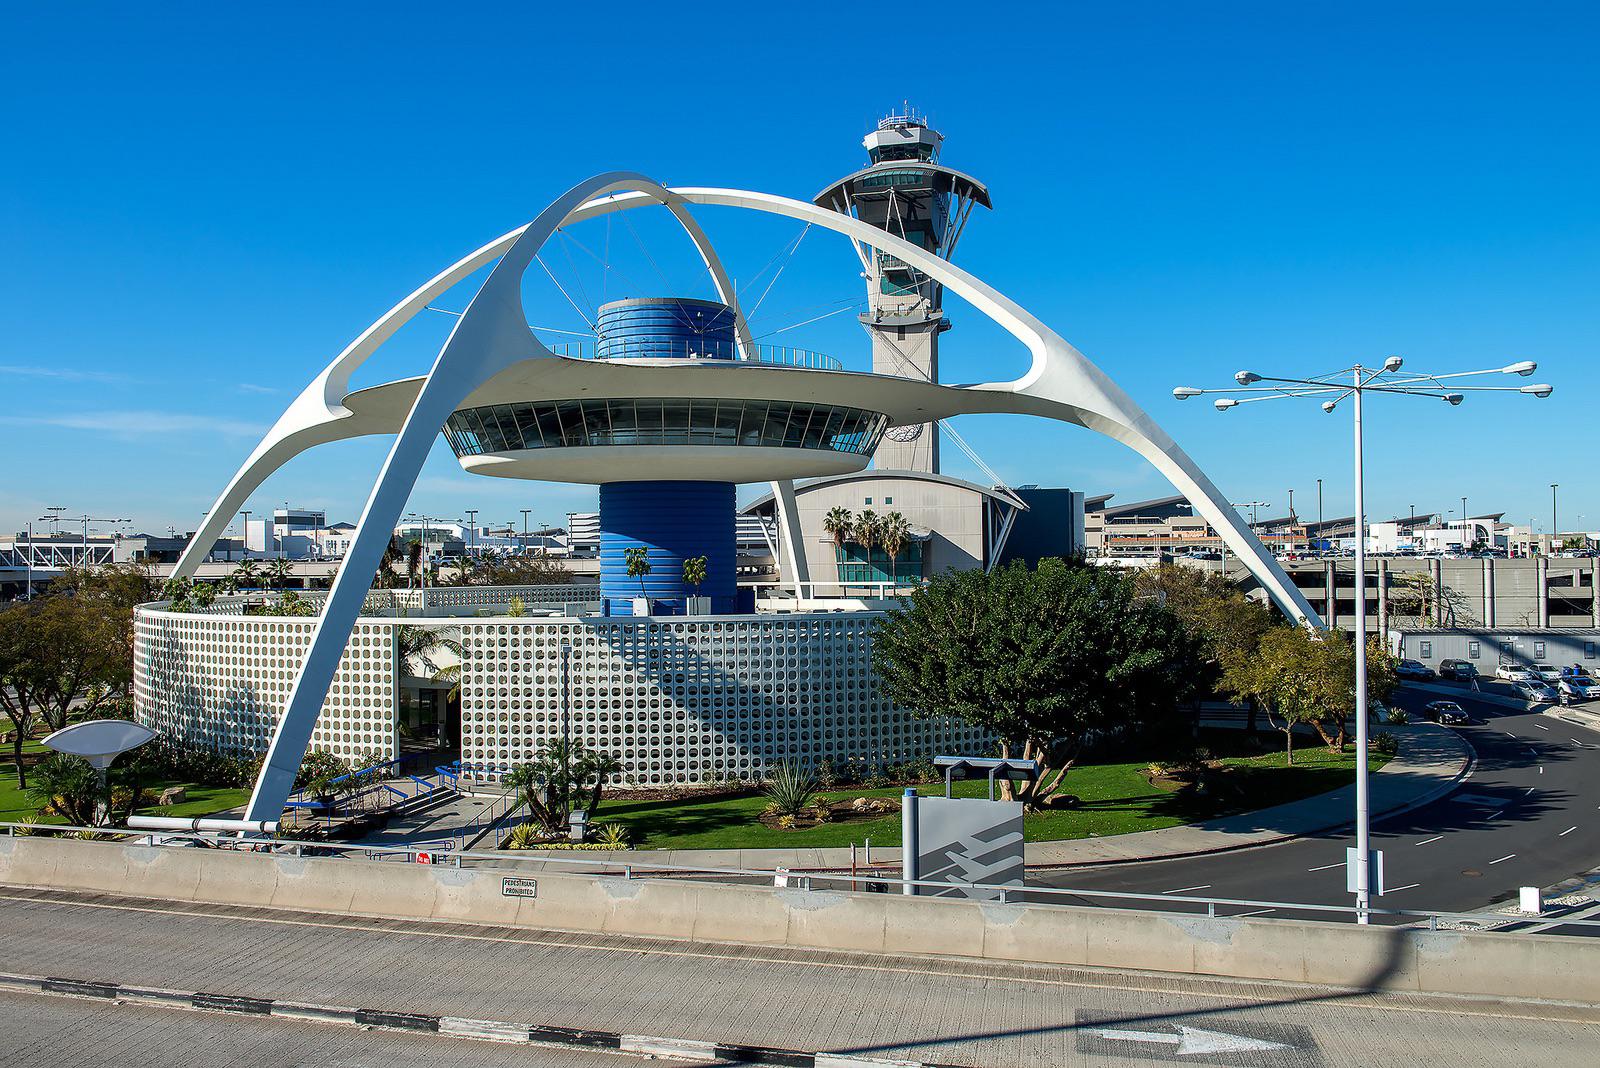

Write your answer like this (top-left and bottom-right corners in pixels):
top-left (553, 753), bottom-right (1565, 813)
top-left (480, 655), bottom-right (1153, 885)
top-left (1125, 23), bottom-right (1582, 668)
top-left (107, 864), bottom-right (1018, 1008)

top-left (1028, 681), bottom-right (1600, 922)
top-left (3, 888), bottom-right (1599, 1067)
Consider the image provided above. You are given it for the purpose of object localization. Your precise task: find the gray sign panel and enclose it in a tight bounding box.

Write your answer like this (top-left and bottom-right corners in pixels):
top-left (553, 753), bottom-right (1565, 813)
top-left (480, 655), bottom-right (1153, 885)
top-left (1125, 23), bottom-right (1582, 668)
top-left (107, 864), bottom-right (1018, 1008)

top-left (915, 795), bottom-right (1024, 899)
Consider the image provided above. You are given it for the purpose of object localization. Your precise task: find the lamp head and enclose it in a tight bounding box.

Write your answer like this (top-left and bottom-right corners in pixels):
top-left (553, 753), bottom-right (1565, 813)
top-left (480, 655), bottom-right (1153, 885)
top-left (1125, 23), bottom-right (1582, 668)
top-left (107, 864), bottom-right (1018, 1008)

top-left (1172, 386), bottom-right (1202, 400)
top-left (1213, 398), bottom-right (1238, 411)
top-left (1444, 393), bottom-right (1464, 406)
top-left (1383, 355), bottom-right (1404, 372)
top-left (1234, 370), bottom-right (1262, 386)
top-left (1503, 360), bottom-right (1537, 377)
top-left (1521, 383), bottom-right (1554, 398)
top-left (1320, 400), bottom-right (1338, 413)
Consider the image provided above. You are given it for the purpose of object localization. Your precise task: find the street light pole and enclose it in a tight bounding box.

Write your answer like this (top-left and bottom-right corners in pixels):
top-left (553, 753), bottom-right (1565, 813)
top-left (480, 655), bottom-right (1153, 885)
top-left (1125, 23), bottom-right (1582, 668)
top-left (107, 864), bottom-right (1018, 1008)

top-left (1317, 478), bottom-right (1324, 552)
top-left (1350, 368), bottom-right (1371, 925)
top-left (466, 509), bottom-right (477, 558)
top-left (1174, 355), bottom-right (1552, 924)
top-left (560, 639), bottom-right (572, 825)
top-left (521, 509), bottom-right (532, 552)
top-left (1551, 483), bottom-right (1559, 551)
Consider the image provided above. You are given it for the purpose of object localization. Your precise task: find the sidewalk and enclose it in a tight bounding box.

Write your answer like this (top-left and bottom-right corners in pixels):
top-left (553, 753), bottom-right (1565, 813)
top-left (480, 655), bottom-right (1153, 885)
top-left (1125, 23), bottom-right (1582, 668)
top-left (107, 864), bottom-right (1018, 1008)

top-left (516, 722), bottom-right (1473, 872)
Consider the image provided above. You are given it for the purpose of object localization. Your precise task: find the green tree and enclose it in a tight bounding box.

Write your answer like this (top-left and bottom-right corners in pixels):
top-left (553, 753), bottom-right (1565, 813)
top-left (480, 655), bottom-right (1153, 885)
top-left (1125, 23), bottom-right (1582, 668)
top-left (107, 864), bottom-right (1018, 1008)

top-left (871, 558), bottom-right (1204, 808)
top-left (1222, 626), bottom-right (1398, 763)
top-left (624, 547), bottom-right (652, 599)
top-left (0, 601), bottom-right (52, 788)
top-left (1132, 563), bottom-right (1276, 728)
top-left (682, 555), bottom-right (708, 594)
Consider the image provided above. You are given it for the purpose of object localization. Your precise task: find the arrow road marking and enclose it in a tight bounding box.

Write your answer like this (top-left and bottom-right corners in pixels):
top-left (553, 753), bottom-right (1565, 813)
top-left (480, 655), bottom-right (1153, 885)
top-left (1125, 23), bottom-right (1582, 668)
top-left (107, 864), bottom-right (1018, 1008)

top-left (1091, 1025), bottom-right (1292, 1056)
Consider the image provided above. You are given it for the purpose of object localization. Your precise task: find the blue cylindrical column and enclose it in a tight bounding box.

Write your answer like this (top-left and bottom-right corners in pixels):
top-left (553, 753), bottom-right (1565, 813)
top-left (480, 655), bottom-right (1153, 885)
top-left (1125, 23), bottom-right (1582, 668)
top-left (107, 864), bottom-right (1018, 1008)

top-left (600, 481), bottom-right (736, 614)
top-left (596, 297), bottom-right (736, 360)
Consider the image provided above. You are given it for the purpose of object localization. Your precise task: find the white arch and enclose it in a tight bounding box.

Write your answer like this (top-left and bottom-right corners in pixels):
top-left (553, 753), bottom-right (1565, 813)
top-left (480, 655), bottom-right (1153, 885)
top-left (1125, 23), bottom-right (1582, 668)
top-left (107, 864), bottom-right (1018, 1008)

top-left (228, 175), bottom-right (1317, 820)
top-left (664, 187), bottom-right (1318, 626)
top-left (172, 181), bottom-right (754, 580)
top-left (239, 173), bottom-right (756, 818)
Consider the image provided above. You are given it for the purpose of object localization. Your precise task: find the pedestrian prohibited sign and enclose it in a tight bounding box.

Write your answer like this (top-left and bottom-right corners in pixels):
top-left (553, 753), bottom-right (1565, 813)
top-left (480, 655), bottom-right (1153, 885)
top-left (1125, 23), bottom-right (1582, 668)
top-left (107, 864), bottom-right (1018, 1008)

top-left (501, 877), bottom-right (538, 898)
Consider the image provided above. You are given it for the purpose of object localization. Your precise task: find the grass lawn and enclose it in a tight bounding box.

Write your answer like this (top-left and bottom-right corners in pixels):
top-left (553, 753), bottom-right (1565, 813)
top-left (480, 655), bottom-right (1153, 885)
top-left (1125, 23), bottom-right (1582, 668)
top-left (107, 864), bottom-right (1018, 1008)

top-left (1, 738), bottom-right (249, 825)
top-left (595, 730), bottom-right (1391, 851)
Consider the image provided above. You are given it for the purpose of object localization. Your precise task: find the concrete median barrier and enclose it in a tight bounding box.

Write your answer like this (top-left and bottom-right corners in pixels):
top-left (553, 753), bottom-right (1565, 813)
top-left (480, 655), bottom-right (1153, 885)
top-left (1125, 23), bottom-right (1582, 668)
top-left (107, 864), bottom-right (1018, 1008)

top-left (3, 835), bottom-right (1597, 1004)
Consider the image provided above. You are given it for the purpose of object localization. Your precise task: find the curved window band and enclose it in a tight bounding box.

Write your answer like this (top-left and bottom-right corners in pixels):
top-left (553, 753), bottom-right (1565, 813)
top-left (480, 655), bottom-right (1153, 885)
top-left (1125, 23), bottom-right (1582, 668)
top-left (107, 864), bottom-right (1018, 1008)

top-left (444, 399), bottom-right (889, 458)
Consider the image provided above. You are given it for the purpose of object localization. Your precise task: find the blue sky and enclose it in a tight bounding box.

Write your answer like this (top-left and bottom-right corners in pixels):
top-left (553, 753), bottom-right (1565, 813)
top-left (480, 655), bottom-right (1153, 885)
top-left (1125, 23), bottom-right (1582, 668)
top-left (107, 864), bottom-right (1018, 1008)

top-left (2, 3), bottom-right (1595, 539)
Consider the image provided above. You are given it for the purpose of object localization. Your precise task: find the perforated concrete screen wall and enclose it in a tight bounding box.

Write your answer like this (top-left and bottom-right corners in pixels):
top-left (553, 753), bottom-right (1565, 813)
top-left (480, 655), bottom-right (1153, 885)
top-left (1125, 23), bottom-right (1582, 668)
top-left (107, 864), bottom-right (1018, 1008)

top-left (134, 610), bottom-right (399, 764)
top-left (456, 613), bottom-right (988, 785)
top-left (134, 594), bottom-right (989, 784)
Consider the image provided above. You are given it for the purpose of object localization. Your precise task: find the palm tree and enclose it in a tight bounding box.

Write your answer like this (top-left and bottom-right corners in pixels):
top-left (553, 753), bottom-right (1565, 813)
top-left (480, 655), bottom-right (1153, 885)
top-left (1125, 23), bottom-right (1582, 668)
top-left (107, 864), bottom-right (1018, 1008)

top-left (232, 558), bottom-right (260, 591)
top-left (853, 510), bottom-right (881, 581)
top-left (266, 558), bottom-right (293, 591)
top-left (880, 511), bottom-right (909, 588)
top-left (624, 546), bottom-right (651, 599)
top-left (822, 506), bottom-right (855, 549)
top-left (405, 539), bottom-right (423, 589)
top-left (375, 535), bottom-right (403, 589)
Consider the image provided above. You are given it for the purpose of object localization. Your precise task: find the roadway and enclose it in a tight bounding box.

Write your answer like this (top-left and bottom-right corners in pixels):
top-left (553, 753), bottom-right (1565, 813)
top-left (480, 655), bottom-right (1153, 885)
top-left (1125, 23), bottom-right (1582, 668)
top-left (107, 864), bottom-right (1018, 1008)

top-left (2, 887), bottom-right (1599, 1067)
top-left (1028, 682), bottom-right (1600, 923)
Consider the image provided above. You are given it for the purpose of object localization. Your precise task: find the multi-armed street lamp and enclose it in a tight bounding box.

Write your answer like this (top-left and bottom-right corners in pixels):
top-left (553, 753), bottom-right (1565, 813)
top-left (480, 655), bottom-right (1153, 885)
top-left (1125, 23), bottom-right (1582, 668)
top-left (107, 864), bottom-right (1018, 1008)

top-left (1175, 357), bottom-right (1553, 922)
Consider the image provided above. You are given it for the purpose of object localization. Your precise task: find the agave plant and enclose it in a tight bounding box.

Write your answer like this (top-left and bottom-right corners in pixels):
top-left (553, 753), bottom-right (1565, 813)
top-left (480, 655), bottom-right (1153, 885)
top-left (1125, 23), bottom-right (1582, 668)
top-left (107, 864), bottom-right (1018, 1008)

top-left (763, 759), bottom-right (819, 818)
top-left (593, 822), bottom-right (631, 849)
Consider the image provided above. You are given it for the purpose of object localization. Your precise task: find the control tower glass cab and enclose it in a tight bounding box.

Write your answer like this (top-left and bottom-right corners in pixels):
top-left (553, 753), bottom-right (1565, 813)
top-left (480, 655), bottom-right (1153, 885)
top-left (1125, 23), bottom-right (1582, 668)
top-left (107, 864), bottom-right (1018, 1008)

top-left (816, 110), bottom-right (991, 473)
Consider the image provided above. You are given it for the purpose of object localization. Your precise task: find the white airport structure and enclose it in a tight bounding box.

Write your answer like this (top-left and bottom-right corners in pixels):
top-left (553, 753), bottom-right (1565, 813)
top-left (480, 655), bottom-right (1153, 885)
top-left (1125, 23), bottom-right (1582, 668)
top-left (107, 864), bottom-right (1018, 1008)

top-left (131, 114), bottom-right (1317, 821)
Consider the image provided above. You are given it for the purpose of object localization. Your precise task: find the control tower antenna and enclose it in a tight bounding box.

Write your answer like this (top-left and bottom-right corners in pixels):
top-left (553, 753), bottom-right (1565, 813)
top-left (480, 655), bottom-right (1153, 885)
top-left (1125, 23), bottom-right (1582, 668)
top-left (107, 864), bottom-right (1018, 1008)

top-left (815, 107), bottom-right (991, 473)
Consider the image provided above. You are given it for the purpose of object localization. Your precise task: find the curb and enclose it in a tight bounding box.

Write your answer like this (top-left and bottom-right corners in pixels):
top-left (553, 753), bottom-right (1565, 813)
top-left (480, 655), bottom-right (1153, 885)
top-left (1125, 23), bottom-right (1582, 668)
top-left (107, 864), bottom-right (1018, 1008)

top-left (0, 971), bottom-right (968, 1068)
top-left (1023, 727), bottom-right (1479, 871)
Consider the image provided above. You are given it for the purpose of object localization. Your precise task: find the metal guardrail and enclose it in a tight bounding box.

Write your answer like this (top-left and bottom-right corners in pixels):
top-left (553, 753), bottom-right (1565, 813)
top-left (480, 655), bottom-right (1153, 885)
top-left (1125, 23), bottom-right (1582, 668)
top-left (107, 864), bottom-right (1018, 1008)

top-left (3, 820), bottom-right (1592, 935)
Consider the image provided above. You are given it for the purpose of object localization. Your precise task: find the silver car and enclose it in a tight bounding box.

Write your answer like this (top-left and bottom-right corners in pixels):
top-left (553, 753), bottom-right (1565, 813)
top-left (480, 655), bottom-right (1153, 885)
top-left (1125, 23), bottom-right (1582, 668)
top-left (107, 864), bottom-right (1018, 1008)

top-left (1513, 680), bottom-right (1559, 704)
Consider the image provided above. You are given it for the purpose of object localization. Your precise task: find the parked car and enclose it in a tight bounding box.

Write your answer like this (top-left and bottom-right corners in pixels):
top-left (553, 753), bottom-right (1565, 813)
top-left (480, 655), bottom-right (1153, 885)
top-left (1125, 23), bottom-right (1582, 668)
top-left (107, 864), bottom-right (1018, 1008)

top-left (1533, 664), bottom-right (1563, 683)
top-left (1439, 659), bottom-right (1478, 682)
top-left (1513, 680), bottom-right (1560, 704)
top-left (1556, 673), bottom-right (1600, 701)
top-left (1395, 659), bottom-right (1436, 681)
top-left (1494, 663), bottom-right (1538, 683)
top-left (1422, 700), bottom-right (1470, 725)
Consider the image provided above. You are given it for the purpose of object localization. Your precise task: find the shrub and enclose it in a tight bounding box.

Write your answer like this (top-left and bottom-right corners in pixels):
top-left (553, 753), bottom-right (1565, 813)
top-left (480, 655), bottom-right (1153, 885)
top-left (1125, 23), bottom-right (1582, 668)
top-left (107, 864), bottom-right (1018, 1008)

top-left (505, 822), bottom-right (543, 849)
top-left (763, 759), bottom-right (819, 817)
top-left (507, 596), bottom-right (526, 618)
top-left (1373, 731), bottom-right (1400, 758)
top-left (593, 822), bottom-right (631, 848)
top-left (1386, 707), bottom-right (1410, 726)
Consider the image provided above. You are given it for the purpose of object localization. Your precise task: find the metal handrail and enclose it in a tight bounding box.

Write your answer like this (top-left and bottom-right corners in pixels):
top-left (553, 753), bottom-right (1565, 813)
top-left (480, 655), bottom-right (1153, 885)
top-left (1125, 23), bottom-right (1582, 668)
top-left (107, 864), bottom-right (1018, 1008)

top-left (3, 819), bottom-right (1590, 935)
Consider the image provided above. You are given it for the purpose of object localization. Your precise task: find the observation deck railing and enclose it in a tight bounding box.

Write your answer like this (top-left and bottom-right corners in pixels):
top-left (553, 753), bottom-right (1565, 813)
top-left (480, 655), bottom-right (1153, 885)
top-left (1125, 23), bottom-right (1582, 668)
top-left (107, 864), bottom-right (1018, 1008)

top-left (544, 337), bottom-right (843, 371)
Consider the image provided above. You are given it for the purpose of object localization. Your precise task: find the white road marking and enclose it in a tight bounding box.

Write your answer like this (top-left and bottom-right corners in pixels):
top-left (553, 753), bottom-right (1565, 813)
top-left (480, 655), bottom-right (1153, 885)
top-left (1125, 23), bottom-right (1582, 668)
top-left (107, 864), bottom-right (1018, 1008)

top-left (1388, 883), bottom-right (1421, 893)
top-left (1488, 809), bottom-right (1504, 820)
top-left (1489, 854), bottom-right (1517, 865)
top-left (1560, 826), bottom-right (1578, 837)
top-left (1536, 724), bottom-right (1551, 731)
top-left (1307, 862), bottom-right (1343, 872)
top-left (1415, 835), bottom-right (1443, 846)
top-left (1161, 885), bottom-right (1211, 895)
top-left (1090, 1026), bottom-right (1291, 1056)
top-left (1540, 766), bottom-right (1544, 774)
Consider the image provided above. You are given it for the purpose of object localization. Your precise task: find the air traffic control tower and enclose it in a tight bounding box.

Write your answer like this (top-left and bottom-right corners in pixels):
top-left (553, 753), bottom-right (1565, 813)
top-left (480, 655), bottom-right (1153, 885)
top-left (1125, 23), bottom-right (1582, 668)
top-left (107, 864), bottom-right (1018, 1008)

top-left (816, 109), bottom-right (991, 473)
